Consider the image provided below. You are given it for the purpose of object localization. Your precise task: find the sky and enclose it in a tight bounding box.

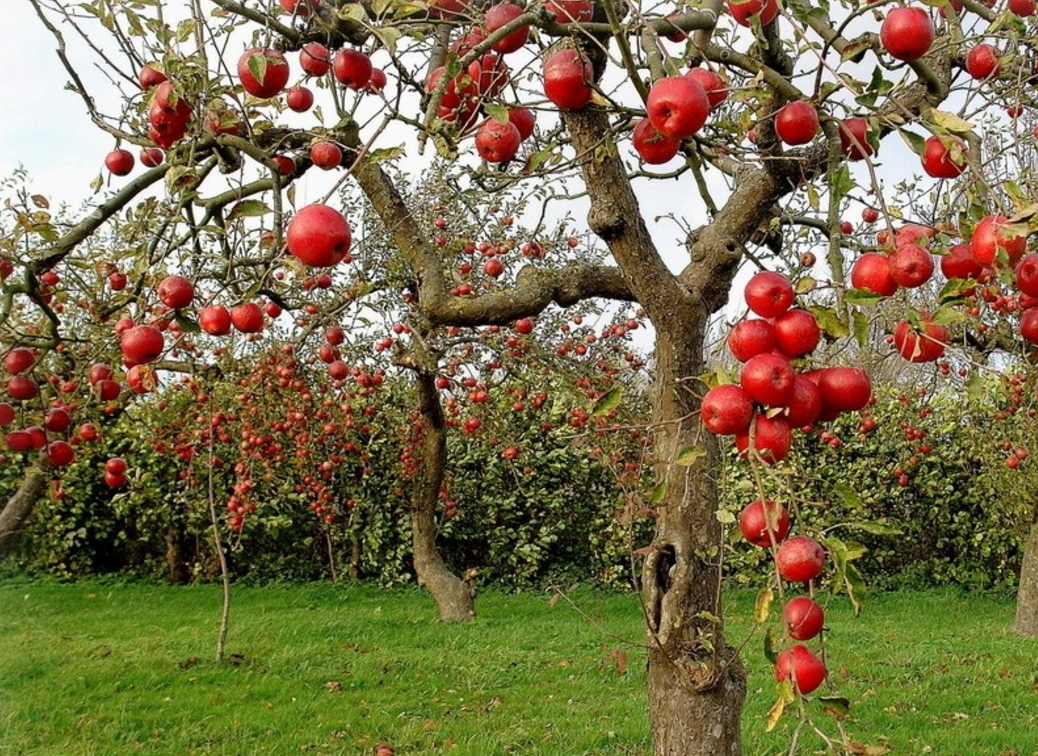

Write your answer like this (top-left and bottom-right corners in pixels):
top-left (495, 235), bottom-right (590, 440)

top-left (0, 4), bottom-right (113, 208)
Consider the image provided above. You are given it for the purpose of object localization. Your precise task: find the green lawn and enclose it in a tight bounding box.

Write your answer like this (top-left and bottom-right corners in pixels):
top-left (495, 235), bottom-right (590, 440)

top-left (1, 579), bottom-right (1036, 755)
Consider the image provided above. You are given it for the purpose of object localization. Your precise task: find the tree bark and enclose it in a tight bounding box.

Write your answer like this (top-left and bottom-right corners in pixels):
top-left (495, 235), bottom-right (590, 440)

top-left (409, 352), bottom-right (476, 623)
top-left (1012, 506), bottom-right (1038, 635)
top-left (0, 465), bottom-right (50, 560)
top-left (165, 523), bottom-right (190, 584)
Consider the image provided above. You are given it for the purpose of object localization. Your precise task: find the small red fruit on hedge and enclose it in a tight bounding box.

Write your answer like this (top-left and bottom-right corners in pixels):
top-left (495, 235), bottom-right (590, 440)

top-left (738, 499), bottom-right (790, 547)
top-left (287, 205), bottom-right (353, 267)
top-left (783, 596), bottom-right (825, 640)
top-left (775, 535), bottom-right (826, 583)
top-left (775, 645), bottom-right (827, 694)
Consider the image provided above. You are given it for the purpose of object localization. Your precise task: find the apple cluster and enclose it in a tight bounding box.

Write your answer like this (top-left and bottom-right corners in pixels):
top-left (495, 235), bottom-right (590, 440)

top-left (850, 216), bottom-right (1035, 361)
top-left (738, 499), bottom-right (828, 694)
top-left (702, 271), bottom-right (872, 465)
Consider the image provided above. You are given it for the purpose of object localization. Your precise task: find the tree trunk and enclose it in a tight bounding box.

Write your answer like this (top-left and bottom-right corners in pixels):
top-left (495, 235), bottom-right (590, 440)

top-left (410, 361), bottom-right (475, 623)
top-left (0, 465), bottom-right (50, 560)
top-left (1012, 506), bottom-right (1038, 635)
top-left (165, 523), bottom-right (190, 583)
top-left (641, 323), bottom-right (746, 756)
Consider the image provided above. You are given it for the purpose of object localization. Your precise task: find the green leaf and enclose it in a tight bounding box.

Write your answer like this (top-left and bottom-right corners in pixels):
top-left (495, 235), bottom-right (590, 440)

top-left (648, 479), bottom-right (668, 505)
top-left (846, 288), bottom-right (886, 306)
top-left (247, 53), bottom-right (267, 89)
top-left (228, 200), bottom-right (271, 220)
top-left (845, 562), bottom-right (866, 615)
top-left (484, 102), bottom-right (510, 125)
top-left (337, 3), bottom-right (367, 20)
top-left (938, 276), bottom-right (978, 302)
top-left (766, 680), bottom-right (796, 731)
top-left (676, 446), bottom-right (706, 466)
top-left (763, 627), bottom-right (779, 663)
top-left (366, 145), bottom-right (405, 162)
top-left (755, 586), bottom-right (774, 624)
top-left (930, 110), bottom-right (973, 134)
top-left (849, 520), bottom-right (903, 536)
top-left (833, 482), bottom-right (864, 510)
top-left (592, 386), bottom-right (623, 417)
top-left (806, 183), bottom-right (820, 212)
top-left (818, 695), bottom-right (851, 719)
top-left (807, 305), bottom-right (849, 339)
top-left (899, 130), bottom-right (926, 156)
top-left (795, 276), bottom-right (817, 294)
top-left (852, 310), bottom-right (870, 348)
top-left (830, 165), bottom-right (855, 204)
top-left (930, 305), bottom-right (967, 326)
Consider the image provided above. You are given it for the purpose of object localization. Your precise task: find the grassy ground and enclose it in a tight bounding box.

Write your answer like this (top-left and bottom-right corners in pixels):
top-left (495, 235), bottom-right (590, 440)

top-left (1, 579), bottom-right (1036, 756)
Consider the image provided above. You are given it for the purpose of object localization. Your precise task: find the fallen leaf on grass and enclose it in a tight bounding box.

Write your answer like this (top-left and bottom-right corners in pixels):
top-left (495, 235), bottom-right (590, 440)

top-left (846, 744), bottom-right (891, 756)
top-left (325, 681), bottom-right (343, 692)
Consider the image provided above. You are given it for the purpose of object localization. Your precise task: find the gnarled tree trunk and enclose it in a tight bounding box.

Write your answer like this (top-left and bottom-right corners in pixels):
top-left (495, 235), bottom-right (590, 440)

top-left (1012, 505), bottom-right (1038, 635)
top-left (409, 353), bottom-right (475, 623)
top-left (0, 465), bottom-right (50, 560)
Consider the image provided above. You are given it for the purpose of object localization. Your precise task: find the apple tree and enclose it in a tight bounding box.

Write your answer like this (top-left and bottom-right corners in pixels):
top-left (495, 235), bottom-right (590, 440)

top-left (13, 0), bottom-right (1038, 751)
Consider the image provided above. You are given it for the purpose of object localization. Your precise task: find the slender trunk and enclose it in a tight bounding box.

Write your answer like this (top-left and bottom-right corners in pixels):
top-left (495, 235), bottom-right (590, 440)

top-left (1012, 505), bottom-right (1038, 635)
top-left (641, 324), bottom-right (746, 756)
top-left (410, 362), bottom-right (475, 623)
top-left (0, 464), bottom-right (50, 559)
top-left (348, 528), bottom-right (361, 581)
top-left (325, 526), bottom-right (339, 582)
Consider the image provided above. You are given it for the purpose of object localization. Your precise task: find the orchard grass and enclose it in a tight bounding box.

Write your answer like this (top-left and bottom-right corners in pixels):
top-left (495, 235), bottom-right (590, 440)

top-left (1, 579), bottom-right (1036, 755)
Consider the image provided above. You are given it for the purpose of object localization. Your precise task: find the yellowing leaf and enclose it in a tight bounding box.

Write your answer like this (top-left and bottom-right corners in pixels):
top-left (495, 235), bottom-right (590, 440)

top-left (754, 586), bottom-right (774, 624)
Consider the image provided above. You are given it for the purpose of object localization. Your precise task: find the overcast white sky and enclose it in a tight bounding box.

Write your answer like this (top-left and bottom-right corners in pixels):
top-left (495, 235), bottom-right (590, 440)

top-left (0, 4), bottom-right (113, 208)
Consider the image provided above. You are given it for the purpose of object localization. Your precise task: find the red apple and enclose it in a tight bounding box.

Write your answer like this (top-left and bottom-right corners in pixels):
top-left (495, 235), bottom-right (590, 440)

top-left (880, 7), bottom-right (935, 62)
top-left (631, 118), bottom-right (681, 164)
top-left (1010, 0), bottom-right (1036, 15)
top-left (735, 414), bottom-right (792, 464)
top-left (783, 596), bottom-right (825, 640)
top-left (684, 68), bottom-right (727, 110)
top-left (484, 3), bottom-right (530, 54)
top-left (105, 149), bottom-right (134, 176)
top-left (508, 107), bottom-right (536, 141)
top-left (545, 0), bottom-right (594, 22)
top-left (740, 353), bottom-right (795, 407)
top-left (121, 325), bottom-right (165, 365)
top-left (972, 215), bottom-right (1026, 267)
top-left (783, 374), bottom-right (823, 427)
top-left (922, 135), bottom-right (967, 178)
top-left (727, 319), bottom-right (776, 362)
top-left (543, 49), bottom-right (594, 110)
top-left (286, 86), bottom-right (314, 112)
top-left (776, 535), bottom-right (826, 582)
top-left (744, 271), bottom-right (794, 318)
top-left (139, 63), bottom-right (167, 90)
top-left (158, 275), bottom-right (194, 309)
top-left (279, 0), bottom-right (318, 15)
top-left (0, 402), bottom-right (14, 426)
top-left (231, 303), bottom-right (264, 333)
top-left (893, 317), bottom-right (947, 362)
top-left (475, 119), bottom-right (522, 163)
top-left (888, 244), bottom-right (935, 288)
top-left (775, 645), bottom-right (827, 694)
top-left (333, 48), bottom-right (373, 90)
top-left (1021, 308), bottom-right (1038, 343)
top-left (851, 253), bottom-right (898, 296)
top-left (727, 0), bottom-right (779, 26)
top-left (738, 499), bottom-right (791, 547)
top-left (3, 348), bottom-right (35, 375)
top-left (48, 440), bottom-right (75, 467)
top-left (773, 309), bottom-right (820, 358)
top-left (7, 376), bottom-right (38, 401)
top-left (238, 48), bottom-right (290, 99)
top-left (774, 102), bottom-right (819, 146)
top-left (646, 76), bottom-right (710, 141)
top-left (300, 43), bottom-right (331, 77)
top-left (310, 141), bottom-right (343, 170)
top-left (941, 243), bottom-right (982, 281)
top-left (815, 367), bottom-right (871, 412)
top-left (965, 44), bottom-right (1001, 80)
top-left (838, 118), bottom-right (874, 161)
top-left (1016, 253), bottom-right (1038, 297)
top-left (286, 205), bottom-right (353, 267)
top-left (701, 384), bottom-right (754, 435)
top-left (199, 305), bottom-right (232, 336)
top-left (140, 148), bottom-right (164, 167)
